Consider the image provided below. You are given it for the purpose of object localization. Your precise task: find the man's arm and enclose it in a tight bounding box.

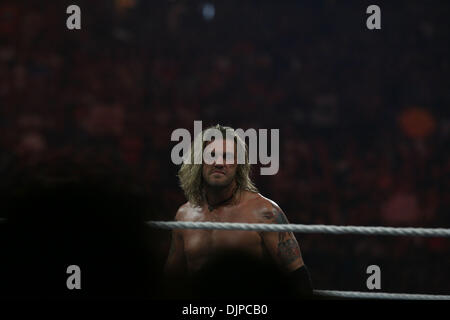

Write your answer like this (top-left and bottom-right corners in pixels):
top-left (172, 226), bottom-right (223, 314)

top-left (164, 211), bottom-right (187, 277)
top-left (164, 229), bottom-right (186, 276)
top-left (259, 204), bottom-right (313, 296)
top-left (259, 206), bottom-right (304, 272)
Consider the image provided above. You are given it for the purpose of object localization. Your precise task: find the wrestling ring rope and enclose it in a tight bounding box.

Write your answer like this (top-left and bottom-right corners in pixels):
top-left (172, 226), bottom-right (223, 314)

top-left (147, 221), bottom-right (450, 300)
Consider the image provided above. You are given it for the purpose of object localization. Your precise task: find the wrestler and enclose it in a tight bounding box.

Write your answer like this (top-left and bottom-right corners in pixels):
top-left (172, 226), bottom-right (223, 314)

top-left (164, 124), bottom-right (312, 298)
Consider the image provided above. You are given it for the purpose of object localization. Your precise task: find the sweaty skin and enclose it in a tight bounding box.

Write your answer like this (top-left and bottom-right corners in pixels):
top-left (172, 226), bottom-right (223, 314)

top-left (165, 137), bottom-right (305, 278)
top-left (165, 190), bottom-right (305, 276)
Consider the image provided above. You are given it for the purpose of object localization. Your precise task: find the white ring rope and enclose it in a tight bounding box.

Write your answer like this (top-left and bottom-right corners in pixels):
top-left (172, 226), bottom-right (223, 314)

top-left (148, 221), bottom-right (450, 299)
top-left (147, 221), bottom-right (450, 237)
top-left (314, 290), bottom-right (450, 300)
top-left (2, 218), bottom-right (448, 299)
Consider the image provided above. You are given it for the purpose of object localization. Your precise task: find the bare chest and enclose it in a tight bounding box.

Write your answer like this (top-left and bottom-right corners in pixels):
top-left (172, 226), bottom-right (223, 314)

top-left (184, 228), bottom-right (261, 254)
top-left (182, 207), bottom-right (263, 270)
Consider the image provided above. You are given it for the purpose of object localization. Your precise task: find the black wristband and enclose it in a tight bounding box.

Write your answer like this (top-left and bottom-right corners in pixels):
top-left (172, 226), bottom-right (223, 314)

top-left (289, 265), bottom-right (313, 297)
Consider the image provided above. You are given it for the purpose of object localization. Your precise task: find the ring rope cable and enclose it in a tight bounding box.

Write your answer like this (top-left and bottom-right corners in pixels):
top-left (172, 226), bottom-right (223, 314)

top-left (314, 290), bottom-right (450, 300)
top-left (147, 221), bottom-right (450, 300)
top-left (147, 221), bottom-right (450, 237)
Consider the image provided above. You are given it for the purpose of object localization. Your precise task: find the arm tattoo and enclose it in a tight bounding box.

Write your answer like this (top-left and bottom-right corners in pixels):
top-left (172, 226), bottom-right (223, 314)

top-left (278, 239), bottom-right (301, 265)
top-left (274, 210), bottom-right (289, 224)
top-left (259, 208), bottom-right (288, 223)
top-left (272, 209), bottom-right (301, 265)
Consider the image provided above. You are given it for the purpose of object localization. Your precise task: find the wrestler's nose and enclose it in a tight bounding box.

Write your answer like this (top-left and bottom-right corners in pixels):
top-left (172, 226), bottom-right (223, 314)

top-left (214, 154), bottom-right (225, 166)
top-left (214, 161), bottom-right (224, 168)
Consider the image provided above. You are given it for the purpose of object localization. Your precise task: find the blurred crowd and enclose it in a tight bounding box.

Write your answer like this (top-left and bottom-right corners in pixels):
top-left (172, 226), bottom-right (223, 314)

top-left (0, 0), bottom-right (449, 295)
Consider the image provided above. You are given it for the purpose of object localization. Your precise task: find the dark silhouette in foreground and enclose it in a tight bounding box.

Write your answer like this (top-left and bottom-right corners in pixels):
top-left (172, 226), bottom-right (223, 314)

top-left (0, 163), bottom-right (161, 299)
top-left (165, 250), bottom-right (314, 300)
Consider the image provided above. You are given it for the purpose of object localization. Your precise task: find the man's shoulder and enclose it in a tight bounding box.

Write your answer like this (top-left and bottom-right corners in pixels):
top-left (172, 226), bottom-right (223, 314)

top-left (244, 192), bottom-right (281, 210)
top-left (243, 192), bottom-right (285, 222)
top-left (174, 202), bottom-right (204, 221)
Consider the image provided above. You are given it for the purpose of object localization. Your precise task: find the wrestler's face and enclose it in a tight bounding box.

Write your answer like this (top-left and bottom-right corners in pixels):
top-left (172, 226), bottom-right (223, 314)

top-left (202, 138), bottom-right (238, 188)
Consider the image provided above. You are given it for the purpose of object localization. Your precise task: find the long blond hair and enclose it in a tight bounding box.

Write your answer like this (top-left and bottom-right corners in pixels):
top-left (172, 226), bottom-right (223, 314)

top-left (178, 124), bottom-right (258, 206)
